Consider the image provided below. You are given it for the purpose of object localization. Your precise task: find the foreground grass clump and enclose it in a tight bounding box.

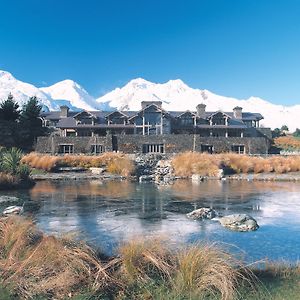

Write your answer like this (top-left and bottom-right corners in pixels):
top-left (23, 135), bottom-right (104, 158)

top-left (172, 152), bottom-right (300, 176)
top-left (21, 152), bottom-right (135, 176)
top-left (0, 217), bottom-right (254, 300)
top-left (0, 216), bottom-right (111, 299)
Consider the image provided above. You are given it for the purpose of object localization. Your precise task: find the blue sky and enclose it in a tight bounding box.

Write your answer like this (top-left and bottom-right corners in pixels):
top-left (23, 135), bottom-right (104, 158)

top-left (1, 0), bottom-right (300, 105)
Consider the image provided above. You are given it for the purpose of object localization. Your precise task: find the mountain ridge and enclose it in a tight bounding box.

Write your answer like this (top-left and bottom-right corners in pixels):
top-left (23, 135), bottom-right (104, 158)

top-left (0, 70), bottom-right (298, 130)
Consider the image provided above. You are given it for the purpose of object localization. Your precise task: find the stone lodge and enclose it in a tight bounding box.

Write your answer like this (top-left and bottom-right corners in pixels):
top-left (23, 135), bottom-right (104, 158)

top-left (36, 101), bottom-right (272, 155)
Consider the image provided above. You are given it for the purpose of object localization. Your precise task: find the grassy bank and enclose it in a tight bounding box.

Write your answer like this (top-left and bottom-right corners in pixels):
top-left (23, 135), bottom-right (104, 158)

top-left (172, 152), bottom-right (300, 177)
top-left (0, 216), bottom-right (262, 300)
top-left (22, 152), bottom-right (135, 177)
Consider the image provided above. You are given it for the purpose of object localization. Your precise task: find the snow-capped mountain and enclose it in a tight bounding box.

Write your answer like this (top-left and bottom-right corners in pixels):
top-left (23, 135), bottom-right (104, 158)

top-left (40, 80), bottom-right (100, 111)
top-left (0, 70), bottom-right (101, 111)
top-left (97, 78), bottom-right (300, 131)
top-left (0, 69), bottom-right (299, 130)
top-left (0, 70), bottom-right (54, 110)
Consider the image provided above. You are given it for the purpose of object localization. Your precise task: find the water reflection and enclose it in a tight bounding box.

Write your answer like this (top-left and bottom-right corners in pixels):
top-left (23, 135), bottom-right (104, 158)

top-left (5, 179), bottom-right (300, 262)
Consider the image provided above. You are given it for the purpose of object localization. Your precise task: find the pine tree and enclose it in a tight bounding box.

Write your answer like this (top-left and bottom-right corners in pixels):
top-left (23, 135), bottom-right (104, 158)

top-left (18, 97), bottom-right (45, 149)
top-left (0, 94), bottom-right (20, 147)
top-left (0, 93), bottom-right (20, 121)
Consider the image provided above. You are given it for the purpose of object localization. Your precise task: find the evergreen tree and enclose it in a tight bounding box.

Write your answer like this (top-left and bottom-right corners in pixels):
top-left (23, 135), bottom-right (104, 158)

top-left (0, 93), bottom-right (20, 121)
top-left (0, 94), bottom-right (20, 147)
top-left (18, 97), bottom-right (45, 149)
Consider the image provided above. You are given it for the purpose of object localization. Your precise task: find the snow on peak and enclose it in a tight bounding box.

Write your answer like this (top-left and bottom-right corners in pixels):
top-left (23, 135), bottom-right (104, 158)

top-left (0, 70), bottom-right (299, 130)
top-left (96, 78), bottom-right (300, 131)
top-left (0, 70), bottom-right (15, 80)
top-left (40, 79), bottom-right (99, 111)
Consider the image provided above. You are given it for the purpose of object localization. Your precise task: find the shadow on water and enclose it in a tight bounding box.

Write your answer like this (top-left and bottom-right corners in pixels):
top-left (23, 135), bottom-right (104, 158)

top-left (2, 179), bottom-right (300, 261)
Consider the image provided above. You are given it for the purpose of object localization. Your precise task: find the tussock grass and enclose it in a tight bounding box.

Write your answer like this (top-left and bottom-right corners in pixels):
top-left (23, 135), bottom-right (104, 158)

top-left (173, 244), bottom-right (251, 300)
top-left (118, 238), bottom-right (173, 284)
top-left (172, 152), bottom-right (300, 176)
top-left (21, 152), bottom-right (135, 176)
top-left (0, 217), bottom-right (112, 299)
top-left (0, 173), bottom-right (16, 189)
top-left (0, 217), bottom-right (259, 299)
top-left (274, 136), bottom-right (300, 151)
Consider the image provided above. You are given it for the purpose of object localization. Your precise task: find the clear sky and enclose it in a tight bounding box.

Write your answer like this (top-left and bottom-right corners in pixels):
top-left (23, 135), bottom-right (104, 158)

top-left (1, 0), bottom-right (300, 105)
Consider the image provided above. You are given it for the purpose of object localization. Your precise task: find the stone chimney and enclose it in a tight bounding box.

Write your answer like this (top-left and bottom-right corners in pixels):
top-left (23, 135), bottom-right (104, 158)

top-left (196, 103), bottom-right (206, 119)
top-left (233, 106), bottom-right (243, 119)
top-left (141, 101), bottom-right (162, 109)
top-left (60, 105), bottom-right (70, 118)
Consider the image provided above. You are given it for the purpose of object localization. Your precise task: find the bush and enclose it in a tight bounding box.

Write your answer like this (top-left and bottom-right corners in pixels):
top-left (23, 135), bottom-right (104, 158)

top-left (22, 152), bottom-right (135, 176)
top-left (171, 152), bottom-right (300, 176)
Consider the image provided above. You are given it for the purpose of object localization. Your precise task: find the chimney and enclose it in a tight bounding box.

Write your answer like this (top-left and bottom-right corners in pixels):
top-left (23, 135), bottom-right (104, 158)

top-left (60, 105), bottom-right (70, 118)
top-left (196, 103), bottom-right (206, 119)
top-left (233, 106), bottom-right (242, 119)
top-left (141, 101), bottom-right (162, 109)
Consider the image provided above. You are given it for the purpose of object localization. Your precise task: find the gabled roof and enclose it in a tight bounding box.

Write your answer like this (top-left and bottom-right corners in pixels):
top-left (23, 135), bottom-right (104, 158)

top-left (128, 103), bottom-right (173, 121)
top-left (105, 110), bottom-right (128, 118)
top-left (175, 110), bottom-right (197, 118)
top-left (207, 111), bottom-right (232, 119)
top-left (73, 110), bottom-right (98, 119)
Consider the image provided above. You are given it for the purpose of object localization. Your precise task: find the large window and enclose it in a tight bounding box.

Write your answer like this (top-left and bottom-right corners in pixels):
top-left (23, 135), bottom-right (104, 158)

top-left (201, 144), bottom-right (214, 154)
top-left (231, 145), bottom-right (245, 154)
top-left (91, 144), bottom-right (105, 154)
top-left (58, 144), bottom-right (74, 154)
top-left (142, 144), bottom-right (164, 154)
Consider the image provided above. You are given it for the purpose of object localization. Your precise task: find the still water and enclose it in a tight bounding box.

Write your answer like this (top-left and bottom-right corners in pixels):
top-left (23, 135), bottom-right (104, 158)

top-left (2, 179), bottom-right (300, 262)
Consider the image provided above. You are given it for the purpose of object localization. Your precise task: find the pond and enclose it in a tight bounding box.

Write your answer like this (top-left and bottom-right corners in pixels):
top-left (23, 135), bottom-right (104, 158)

top-left (1, 179), bottom-right (300, 262)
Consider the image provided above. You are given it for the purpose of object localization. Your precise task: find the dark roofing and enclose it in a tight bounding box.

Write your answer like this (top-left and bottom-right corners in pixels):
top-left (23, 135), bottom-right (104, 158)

top-left (42, 109), bottom-right (263, 123)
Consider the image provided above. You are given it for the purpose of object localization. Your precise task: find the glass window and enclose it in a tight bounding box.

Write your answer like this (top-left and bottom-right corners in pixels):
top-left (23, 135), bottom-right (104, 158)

top-left (231, 145), bottom-right (245, 154)
top-left (91, 144), bottom-right (104, 154)
top-left (142, 144), bottom-right (164, 154)
top-left (58, 144), bottom-right (74, 154)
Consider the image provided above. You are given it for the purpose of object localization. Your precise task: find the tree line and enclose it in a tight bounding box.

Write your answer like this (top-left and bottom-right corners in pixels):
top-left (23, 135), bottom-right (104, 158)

top-left (0, 94), bottom-right (46, 150)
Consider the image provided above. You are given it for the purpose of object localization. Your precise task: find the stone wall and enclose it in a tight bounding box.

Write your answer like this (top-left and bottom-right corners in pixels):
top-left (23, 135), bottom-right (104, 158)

top-left (116, 135), bottom-right (270, 154)
top-left (35, 136), bottom-right (112, 154)
top-left (35, 134), bottom-right (270, 155)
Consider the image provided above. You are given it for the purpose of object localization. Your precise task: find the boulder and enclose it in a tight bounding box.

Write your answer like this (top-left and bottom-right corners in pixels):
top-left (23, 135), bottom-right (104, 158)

top-left (187, 208), bottom-right (217, 220)
top-left (219, 214), bottom-right (259, 232)
top-left (191, 174), bottom-right (204, 182)
top-left (3, 205), bottom-right (24, 215)
top-left (89, 167), bottom-right (105, 175)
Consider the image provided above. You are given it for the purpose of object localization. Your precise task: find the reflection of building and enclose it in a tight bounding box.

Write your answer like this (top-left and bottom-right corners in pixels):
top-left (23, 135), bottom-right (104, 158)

top-left (37, 101), bottom-right (271, 154)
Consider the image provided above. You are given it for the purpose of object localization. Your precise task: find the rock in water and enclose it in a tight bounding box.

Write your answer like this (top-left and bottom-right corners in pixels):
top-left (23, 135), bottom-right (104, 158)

top-left (187, 208), bottom-right (217, 220)
top-left (219, 214), bottom-right (259, 232)
top-left (3, 205), bottom-right (24, 215)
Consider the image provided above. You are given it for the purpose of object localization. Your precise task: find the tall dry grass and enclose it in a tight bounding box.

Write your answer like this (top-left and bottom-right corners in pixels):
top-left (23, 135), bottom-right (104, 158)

top-left (0, 217), bottom-right (258, 300)
top-left (274, 136), bottom-right (300, 150)
top-left (21, 152), bottom-right (135, 176)
top-left (173, 244), bottom-right (245, 300)
top-left (172, 152), bottom-right (300, 176)
top-left (0, 173), bottom-right (16, 189)
top-left (0, 216), bottom-right (112, 299)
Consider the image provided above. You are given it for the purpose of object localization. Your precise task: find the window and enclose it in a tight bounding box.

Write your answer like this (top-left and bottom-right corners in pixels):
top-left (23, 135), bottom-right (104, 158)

top-left (231, 145), bottom-right (245, 154)
top-left (181, 117), bottom-right (193, 125)
top-left (142, 144), bottom-right (164, 154)
top-left (58, 144), bottom-right (74, 154)
top-left (91, 144), bottom-right (104, 154)
top-left (201, 144), bottom-right (214, 154)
